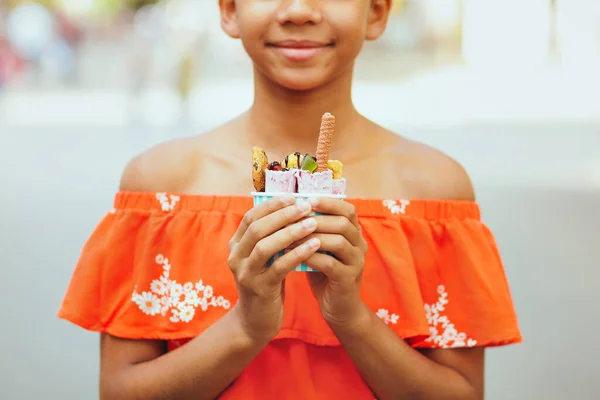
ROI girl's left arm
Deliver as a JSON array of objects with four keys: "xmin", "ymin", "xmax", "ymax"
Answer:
[
  {"xmin": 303, "ymin": 196, "xmax": 483, "ymax": 400},
  {"xmin": 329, "ymin": 303, "xmax": 484, "ymax": 400}
]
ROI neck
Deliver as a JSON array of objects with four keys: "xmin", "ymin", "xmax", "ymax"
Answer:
[{"xmin": 243, "ymin": 68, "xmax": 361, "ymax": 158}]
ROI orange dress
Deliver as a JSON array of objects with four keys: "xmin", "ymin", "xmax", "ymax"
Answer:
[{"xmin": 58, "ymin": 191, "xmax": 521, "ymax": 399}]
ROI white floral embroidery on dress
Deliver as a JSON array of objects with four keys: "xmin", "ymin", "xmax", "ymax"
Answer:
[
  {"xmin": 132, "ymin": 254, "xmax": 231, "ymax": 323},
  {"xmin": 156, "ymin": 192, "xmax": 180, "ymax": 212},
  {"xmin": 383, "ymin": 199, "xmax": 410, "ymax": 215},
  {"xmin": 424, "ymin": 285, "xmax": 477, "ymax": 348},
  {"xmin": 376, "ymin": 308, "xmax": 399, "ymax": 325}
]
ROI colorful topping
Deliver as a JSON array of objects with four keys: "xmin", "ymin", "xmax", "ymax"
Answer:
[
  {"xmin": 300, "ymin": 154, "xmax": 318, "ymax": 173},
  {"xmin": 316, "ymin": 112, "xmax": 335, "ymax": 173},
  {"xmin": 252, "ymin": 146, "xmax": 269, "ymax": 192},
  {"xmin": 282, "ymin": 152, "xmax": 300, "ymax": 169},
  {"xmin": 327, "ymin": 160, "xmax": 343, "ymax": 179},
  {"xmin": 251, "ymin": 113, "xmax": 344, "ymax": 194},
  {"xmin": 269, "ymin": 161, "xmax": 283, "ymax": 171}
]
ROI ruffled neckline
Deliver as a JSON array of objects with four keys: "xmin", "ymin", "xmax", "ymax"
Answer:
[{"xmin": 113, "ymin": 191, "xmax": 481, "ymax": 221}]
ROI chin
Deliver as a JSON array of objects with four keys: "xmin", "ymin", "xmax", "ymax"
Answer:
[{"xmin": 269, "ymin": 70, "xmax": 334, "ymax": 92}]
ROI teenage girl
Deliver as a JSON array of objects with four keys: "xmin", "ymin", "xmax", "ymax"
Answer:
[{"xmin": 58, "ymin": 1, "xmax": 521, "ymax": 399}]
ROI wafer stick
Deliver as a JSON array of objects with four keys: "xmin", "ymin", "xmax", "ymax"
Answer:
[{"xmin": 316, "ymin": 113, "xmax": 335, "ymax": 172}]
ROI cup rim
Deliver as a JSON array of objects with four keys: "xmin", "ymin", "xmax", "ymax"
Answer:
[{"xmin": 251, "ymin": 191, "xmax": 346, "ymax": 199}]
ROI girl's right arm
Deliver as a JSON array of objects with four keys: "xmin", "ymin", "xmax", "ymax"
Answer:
[
  {"xmin": 99, "ymin": 195, "xmax": 319, "ymax": 400},
  {"xmin": 100, "ymin": 308, "xmax": 263, "ymax": 400}
]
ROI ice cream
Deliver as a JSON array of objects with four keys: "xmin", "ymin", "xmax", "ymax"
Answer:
[
  {"xmin": 250, "ymin": 112, "xmax": 347, "ymax": 272},
  {"xmin": 296, "ymin": 169, "xmax": 333, "ymax": 194},
  {"xmin": 251, "ymin": 113, "xmax": 346, "ymax": 196},
  {"xmin": 295, "ymin": 112, "xmax": 337, "ymax": 195},
  {"xmin": 265, "ymin": 169, "xmax": 297, "ymax": 193},
  {"xmin": 332, "ymin": 178, "xmax": 347, "ymax": 195}
]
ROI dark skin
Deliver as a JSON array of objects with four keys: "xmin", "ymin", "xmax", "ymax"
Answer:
[{"xmin": 100, "ymin": 1, "xmax": 483, "ymax": 399}]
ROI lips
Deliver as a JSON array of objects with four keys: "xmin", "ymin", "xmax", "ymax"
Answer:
[{"xmin": 267, "ymin": 40, "xmax": 333, "ymax": 62}]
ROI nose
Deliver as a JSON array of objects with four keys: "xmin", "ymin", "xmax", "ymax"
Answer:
[{"xmin": 276, "ymin": 0, "xmax": 323, "ymax": 26}]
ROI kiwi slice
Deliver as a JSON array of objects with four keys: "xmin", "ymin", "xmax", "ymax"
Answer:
[{"xmin": 300, "ymin": 154, "xmax": 318, "ymax": 173}]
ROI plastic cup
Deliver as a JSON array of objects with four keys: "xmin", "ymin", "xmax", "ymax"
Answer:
[{"xmin": 251, "ymin": 192, "xmax": 346, "ymax": 272}]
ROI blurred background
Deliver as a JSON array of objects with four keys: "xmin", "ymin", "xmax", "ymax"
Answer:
[{"xmin": 0, "ymin": 0, "xmax": 599, "ymax": 399}]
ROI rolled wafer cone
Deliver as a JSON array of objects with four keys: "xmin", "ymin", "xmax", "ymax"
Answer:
[{"xmin": 316, "ymin": 113, "xmax": 335, "ymax": 172}]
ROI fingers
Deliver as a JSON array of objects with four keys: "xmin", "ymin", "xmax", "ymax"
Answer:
[
  {"xmin": 235, "ymin": 200, "xmax": 313, "ymax": 257},
  {"xmin": 309, "ymin": 233, "xmax": 358, "ymax": 265},
  {"xmin": 304, "ymin": 251, "xmax": 346, "ymax": 280},
  {"xmin": 286, "ymin": 230, "xmax": 358, "ymax": 265},
  {"xmin": 287, "ymin": 215, "xmax": 363, "ymax": 251},
  {"xmin": 266, "ymin": 238, "xmax": 321, "ymax": 283},
  {"xmin": 308, "ymin": 197, "xmax": 360, "ymax": 230},
  {"xmin": 312, "ymin": 215, "xmax": 363, "ymax": 247},
  {"xmin": 229, "ymin": 195, "xmax": 296, "ymax": 250},
  {"xmin": 248, "ymin": 217, "xmax": 318, "ymax": 268}
]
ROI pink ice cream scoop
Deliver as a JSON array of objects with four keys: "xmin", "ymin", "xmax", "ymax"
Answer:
[
  {"xmin": 265, "ymin": 169, "xmax": 297, "ymax": 193},
  {"xmin": 295, "ymin": 169, "xmax": 333, "ymax": 195},
  {"xmin": 331, "ymin": 178, "xmax": 347, "ymax": 196}
]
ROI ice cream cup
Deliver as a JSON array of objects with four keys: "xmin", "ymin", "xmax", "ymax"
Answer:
[{"xmin": 251, "ymin": 192, "xmax": 346, "ymax": 272}]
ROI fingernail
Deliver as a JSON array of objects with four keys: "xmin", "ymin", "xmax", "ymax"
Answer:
[
  {"xmin": 281, "ymin": 195, "xmax": 295, "ymax": 205},
  {"xmin": 308, "ymin": 197, "xmax": 319, "ymax": 206},
  {"xmin": 307, "ymin": 238, "xmax": 320, "ymax": 249},
  {"xmin": 297, "ymin": 201, "xmax": 311, "ymax": 212},
  {"xmin": 302, "ymin": 218, "xmax": 316, "ymax": 229}
]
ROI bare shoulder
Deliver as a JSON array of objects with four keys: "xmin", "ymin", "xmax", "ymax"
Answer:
[
  {"xmin": 369, "ymin": 125, "xmax": 475, "ymax": 201},
  {"xmin": 119, "ymin": 135, "xmax": 199, "ymax": 192},
  {"xmin": 119, "ymin": 122, "xmax": 239, "ymax": 193},
  {"xmin": 408, "ymin": 140, "xmax": 476, "ymax": 201}
]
